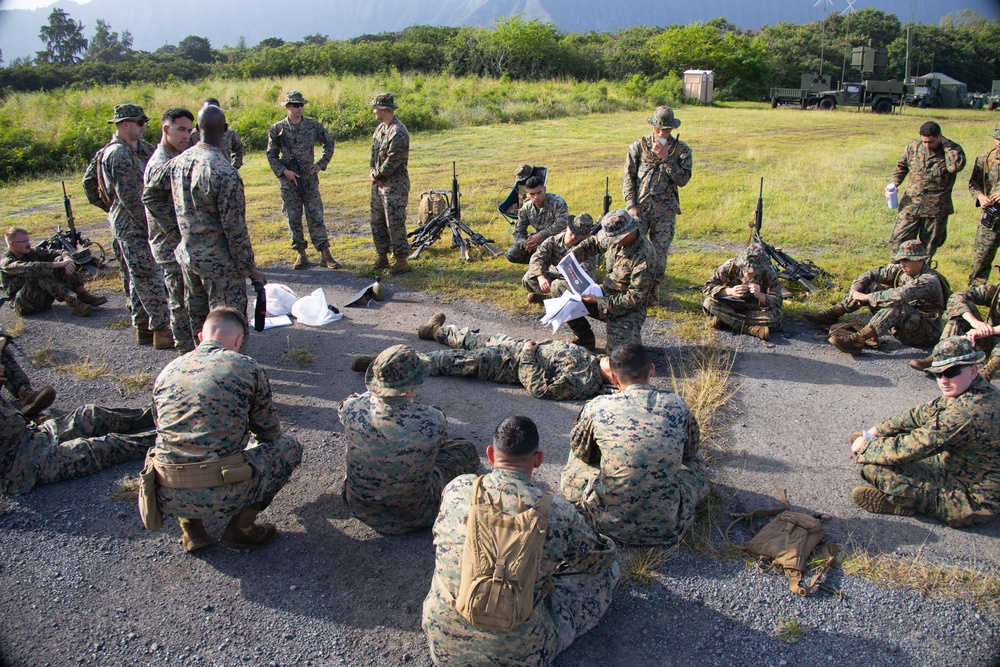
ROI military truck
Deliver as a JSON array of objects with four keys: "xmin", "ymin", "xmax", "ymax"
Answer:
[
  {"xmin": 988, "ymin": 80, "xmax": 1000, "ymax": 111},
  {"xmin": 769, "ymin": 74, "xmax": 835, "ymax": 109},
  {"xmin": 906, "ymin": 73, "xmax": 968, "ymax": 109},
  {"xmin": 815, "ymin": 43, "xmax": 907, "ymax": 114}
]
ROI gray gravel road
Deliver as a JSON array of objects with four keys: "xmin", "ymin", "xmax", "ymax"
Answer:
[{"xmin": 1, "ymin": 266, "xmax": 998, "ymax": 666}]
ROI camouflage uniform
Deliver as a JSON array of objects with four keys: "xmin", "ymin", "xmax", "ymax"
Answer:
[
  {"xmin": 506, "ymin": 192, "xmax": 569, "ymax": 264},
  {"xmin": 702, "ymin": 245, "xmax": 784, "ymax": 333},
  {"xmin": 422, "ymin": 326, "xmax": 607, "ymax": 401},
  {"xmin": 623, "ymin": 129, "xmax": 692, "ymax": 291},
  {"xmin": 142, "ymin": 143, "xmax": 195, "ymax": 352},
  {"xmin": 560, "ymin": 383, "xmax": 709, "ymax": 545},
  {"xmin": 521, "ymin": 226, "xmax": 598, "ymax": 296},
  {"xmin": 370, "ymin": 116, "xmax": 411, "ymax": 260},
  {"xmin": 857, "ymin": 372, "xmax": 1000, "ymax": 527},
  {"xmin": 890, "ymin": 137, "xmax": 966, "ymax": 256},
  {"xmin": 841, "ymin": 262, "xmax": 944, "ymax": 347},
  {"xmin": 0, "ymin": 332, "xmax": 31, "ymax": 400},
  {"xmin": 147, "ymin": 142, "xmax": 256, "ymax": 341},
  {"xmin": 266, "ymin": 116, "xmax": 335, "ymax": 252},
  {"xmin": 100, "ymin": 135, "xmax": 171, "ymax": 330},
  {"xmin": 188, "ymin": 128, "xmax": 245, "ymax": 169},
  {"xmin": 150, "ymin": 340, "xmax": 302, "ymax": 519},
  {"xmin": 422, "ymin": 468, "xmax": 620, "ymax": 666},
  {"xmin": 968, "ymin": 147, "xmax": 1000, "ymax": 286},
  {"xmin": 0, "ymin": 247, "xmax": 86, "ymax": 316},
  {"xmin": 941, "ymin": 283, "xmax": 1000, "ymax": 360},
  {"xmin": 0, "ymin": 396, "xmax": 154, "ymax": 494}
]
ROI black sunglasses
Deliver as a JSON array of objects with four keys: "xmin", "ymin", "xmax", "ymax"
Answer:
[
  {"xmin": 131, "ymin": 118, "xmax": 147, "ymax": 127},
  {"xmin": 927, "ymin": 365, "xmax": 966, "ymax": 379},
  {"xmin": 288, "ymin": 103, "xmax": 304, "ymax": 108}
]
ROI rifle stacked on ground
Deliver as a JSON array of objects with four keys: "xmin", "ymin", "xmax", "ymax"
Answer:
[
  {"xmin": 750, "ymin": 178, "xmax": 830, "ymax": 293},
  {"xmin": 36, "ymin": 182, "xmax": 106, "ymax": 273},
  {"xmin": 408, "ymin": 162, "xmax": 501, "ymax": 261}
]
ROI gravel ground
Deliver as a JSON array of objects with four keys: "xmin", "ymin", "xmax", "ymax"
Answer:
[{"xmin": 1, "ymin": 265, "xmax": 999, "ymax": 667}]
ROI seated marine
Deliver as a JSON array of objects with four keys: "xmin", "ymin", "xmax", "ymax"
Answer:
[
  {"xmin": 701, "ymin": 241, "xmax": 783, "ymax": 341},
  {"xmin": 803, "ymin": 240, "xmax": 944, "ymax": 355},
  {"xmin": 560, "ymin": 342, "xmax": 709, "ymax": 545},
  {"xmin": 505, "ymin": 176, "xmax": 569, "ymax": 265},
  {"xmin": 910, "ymin": 281, "xmax": 1000, "ymax": 380},
  {"xmin": 851, "ymin": 336, "xmax": 1000, "ymax": 528},
  {"xmin": 339, "ymin": 344, "xmax": 479, "ymax": 535},
  {"xmin": 522, "ymin": 212, "xmax": 599, "ymax": 306}
]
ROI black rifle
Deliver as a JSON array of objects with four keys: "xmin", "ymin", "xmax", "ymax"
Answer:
[
  {"xmin": 37, "ymin": 182, "xmax": 105, "ymax": 270},
  {"xmin": 750, "ymin": 178, "xmax": 828, "ymax": 293},
  {"xmin": 279, "ymin": 132, "xmax": 309, "ymax": 200},
  {"xmin": 407, "ymin": 163, "xmax": 500, "ymax": 260},
  {"xmin": 603, "ymin": 176, "xmax": 612, "ymax": 216},
  {"xmin": 251, "ymin": 279, "xmax": 266, "ymax": 332}
]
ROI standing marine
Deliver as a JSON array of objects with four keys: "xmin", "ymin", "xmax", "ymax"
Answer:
[
  {"xmin": 368, "ymin": 93, "xmax": 412, "ymax": 276},
  {"xmin": 967, "ymin": 122, "xmax": 1000, "ymax": 286},
  {"xmin": 188, "ymin": 98, "xmax": 245, "ymax": 169}
]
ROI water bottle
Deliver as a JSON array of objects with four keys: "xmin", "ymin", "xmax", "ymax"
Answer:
[{"xmin": 885, "ymin": 183, "xmax": 898, "ymax": 210}]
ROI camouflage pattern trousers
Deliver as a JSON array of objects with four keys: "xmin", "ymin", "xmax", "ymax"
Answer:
[
  {"xmin": 860, "ymin": 461, "xmax": 996, "ymax": 528},
  {"xmin": 522, "ymin": 270, "xmax": 562, "ymax": 295},
  {"xmin": 505, "ymin": 241, "xmax": 534, "ymax": 265},
  {"xmin": 969, "ymin": 222, "xmax": 1000, "ymax": 287},
  {"xmin": 181, "ymin": 268, "xmax": 248, "ymax": 353},
  {"xmin": 890, "ymin": 211, "xmax": 949, "ymax": 257},
  {"xmin": 10, "ymin": 268, "xmax": 85, "ymax": 316},
  {"xmin": 1, "ymin": 337, "xmax": 31, "ymax": 398},
  {"xmin": 702, "ymin": 296, "xmax": 783, "ymax": 332},
  {"xmin": 941, "ymin": 317, "xmax": 999, "ymax": 361},
  {"xmin": 582, "ymin": 301, "xmax": 645, "ymax": 353},
  {"xmin": 155, "ymin": 433, "xmax": 303, "ymax": 520},
  {"xmin": 159, "ymin": 259, "xmax": 194, "ymax": 353},
  {"xmin": 844, "ymin": 301, "xmax": 941, "ymax": 348},
  {"xmin": 280, "ymin": 176, "xmax": 330, "ymax": 252},
  {"xmin": 638, "ymin": 203, "xmax": 675, "ymax": 290},
  {"xmin": 118, "ymin": 234, "xmax": 170, "ymax": 330},
  {"xmin": 420, "ymin": 327, "xmax": 520, "ymax": 384},
  {"xmin": 6, "ymin": 405, "xmax": 155, "ymax": 493},
  {"xmin": 370, "ymin": 183, "xmax": 410, "ymax": 259}
]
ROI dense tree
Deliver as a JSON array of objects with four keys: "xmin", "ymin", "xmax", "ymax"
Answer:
[
  {"xmin": 36, "ymin": 8, "xmax": 87, "ymax": 65},
  {"xmin": 178, "ymin": 36, "xmax": 213, "ymax": 63},
  {"xmin": 302, "ymin": 33, "xmax": 329, "ymax": 45},
  {"xmin": 257, "ymin": 37, "xmax": 285, "ymax": 49},
  {"xmin": 86, "ymin": 19, "xmax": 133, "ymax": 63}
]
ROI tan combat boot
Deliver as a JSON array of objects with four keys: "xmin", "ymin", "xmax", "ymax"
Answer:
[
  {"xmin": 152, "ymin": 326, "xmax": 175, "ymax": 350},
  {"xmin": 418, "ymin": 313, "xmax": 446, "ymax": 340},
  {"xmin": 292, "ymin": 250, "xmax": 310, "ymax": 270},
  {"xmin": 74, "ymin": 288, "xmax": 107, "ymax": 307},
  {"xmin": 830, "ymin": 324, "xmax": 878, "ymax": 355},
  {"xmin": 802, "ymin": 303, "xmax": 847, "ymax": 328},
  {"xmin": 747, "ymin": 325, "xmax": 770, "ymax": 341},
  {"xmin": 136, "ymin": 321, "xmax": 153, "ymax": 345},
  {"xmin": 18, "ymin": 385, "xmax": 56, "ymax": 420},
  {"xmin": 320, "ymin": 248, "xmax": 341, "ymax": 269},
  {"xmin": 372, "ymin": 253, "xmax": 390, "ymax": 271},
  {"xmin": 63, "ymin": 294, "xmax": 93, "ymax": 317},
  {"xmin": 219, "ymin": 506, "xmax": 277, "ymax": 550},
  {"xmin": 388, "ymin": 256, "xmax": 411, "ymax": 276},
  {"xmin": 351, "ymin": 355, "xmax": 376, "ymax": 372},
  {"xmin": 179, "ymin": 518, "xmax": 212, "ymax": 553},
  {"xmin": 851, "ymin": 485, "xmax": 916, "ymax": 516},
  {"xmin": 909, "ymin": 355, "xmax": 934, "ymax": 372},
  {"xmin": 706, "ymin": 315, "xmax": 723, "ymax": 330},
  {"xmin": 981, "ymin": 356, "xmax": 1000, "ymax": 382},
  {"xmin": 647, "ymin": 289, "xmax": 660, "ymax": 309}
]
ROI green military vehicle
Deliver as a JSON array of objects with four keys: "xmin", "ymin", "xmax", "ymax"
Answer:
[
  {"xmin": 815, "ymin": 43, "xmax": 906, "ymax": 114},
  {"xmin": 988, "ymin": 81, "xmax": 1000, "ymax": 111},
  {"xmin": 906, "ymin": 73, "xmax": 968, "ymax": 109},
  {"xmin": 769, "ymin": 74, "xmax": 835, "ymax": 109}
]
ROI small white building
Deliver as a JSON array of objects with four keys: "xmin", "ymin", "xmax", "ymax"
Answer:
[{"xmin": 683, "ymin": 69, "xmax": 714, "ymax": 105}]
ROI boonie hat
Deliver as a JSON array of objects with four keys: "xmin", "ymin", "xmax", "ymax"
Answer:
[
  {"xmin": 992, "ymin": 122, "xmax": 1000, "ymax": 140},
  {"xmin": 648, "ymin": 106, "xmax": 681, "ymax": 129},
  {"xmin": 925, "ymin": 336, "xmax": 985, "ymax": 375},
  {"xmin": 366, "ymin": 344, "xmax": 427, "ymax": 397},
  {"xmin": 370, "ymin": 93, "xmax": 399, "ymax": 110},
  {"xmin": 108, "ymin": 103, "xmax": 149, "ymax": 124},
  {"xmin": 597, "ymin": 209, "xmax": 638, "ymax": 243},
  {"xmin": 892, "ymin": 239, "xmax": 930, "ymax": 262},
  {"xmin": 283, "ymin": 90, "xmax": 309, "ymax": 106},
  {"xmin": 515, "ymin": 164, "xmax": 534, "ymax": 181},
  {"xmin": 736, "ymin": 242, "xmax": 771, "ymax": 271},
  {"xmin": 568, "ymin": 213, "xmax": 595, "ymax": 236}
]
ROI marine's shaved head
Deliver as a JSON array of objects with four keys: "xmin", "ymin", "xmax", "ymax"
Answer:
[
  {"xmin": 197, "ymin": 105, "xmax": 228, "ymax": 147},
  {"xmin": 200, "ymin": 307, "xmax": 247, "ymax": 351}
]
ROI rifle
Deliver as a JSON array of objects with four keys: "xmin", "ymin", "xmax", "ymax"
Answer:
[
  {"xmin": 749, "ymin": 177, "xmax": 828, "ymax": 293},
  {"xmin": 407, "ymin": 164, "xmax": 500, "ymax": 260},
  {"xmin": 603, "ymin": 176, "xmax": 612, "ymax": 216},
  {"xmin": 37, "ymin": 182, "xmax": 106, "ymax": 271},
  {"xmin": 279, "ymin": 132, "xmax": 309, "ymax": 200},
  {"xmin": 62, "ymin": 181, "xmax": 83, "ymax": 247}
]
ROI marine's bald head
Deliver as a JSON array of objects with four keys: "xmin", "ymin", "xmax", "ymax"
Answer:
[{"xmin": 197, "ymin": 105, "xmax": 228, "ymax": 147}]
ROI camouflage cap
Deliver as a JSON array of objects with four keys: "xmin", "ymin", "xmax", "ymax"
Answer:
[
  {"xmin": 283, "ymin": 90, "xmax": 308, "ymax": 106},
  {"xmin": 926, "ymin": 336, "xmax": 985, "ymax": 375},
  {"xmin": 107, "ymin": 103, "xmax": 149, "ymax": 124},
  {"xmin": 366, "ymin": 344, "xmax": 427, "ymax": 397},
  {"xmin": 514, "ymin": 164, "xmax": 534, "ymax": 181},
  {"xmin": 992, "ymin": 122, "xmax": 1000, "ymax": 140},
  {"xmin": 736, "ymin": 242, "xmax": 771, "ymax": 271},
  {"xmin": 370, "ymin": 93, "xmax": 398, "ymax": 110},
  {"xmin": 892, "ymin": 239, "xmax": 929, "ymax": 262},
  {"xmin": 597, "ymin": 209, "xmax": 638, "ymax": 243},
  {"xmin": 647, "ymin": 106, "xmax": 681, "ymax": 130},
  {"xmin": 568, "ymin": 213, "xmax": 595, "ymax": 236}
]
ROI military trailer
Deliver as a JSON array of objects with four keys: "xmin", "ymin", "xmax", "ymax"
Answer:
[
  {"xmin": 769, "ymin": 74, "xmax": 835, "ymax": 109},
  {"xmin": 906, "ymin": 73, "xmax": 968, "ymax": 109},
  {"xmin": 988, "ymin": 81, "xmax": 1000, "ymax": 111},
  {"xmin": 815, "ymin": 43, "xmax": 907, "ymax": 114}
]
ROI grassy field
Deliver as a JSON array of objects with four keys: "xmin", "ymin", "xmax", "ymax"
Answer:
[{"xmin": 0, "ymin": 102, "xmax": 992, "ymax": 327}]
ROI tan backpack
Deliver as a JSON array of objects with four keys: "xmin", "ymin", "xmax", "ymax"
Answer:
[
  {"xmin": 417, "ymin": 190, "xmax": 449, "ymax": 225},
  {"xmin": 82, "ymin": 144, "xmax": 113, "ymax": 212},
  {"xmin": 455, "ymin": 476, "xmax": 553, "ymax": 632}
]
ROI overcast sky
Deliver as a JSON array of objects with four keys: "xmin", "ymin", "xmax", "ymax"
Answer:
[{"xmin": 0, "ymin": 0, "xmax": 88, "ymax": 8}]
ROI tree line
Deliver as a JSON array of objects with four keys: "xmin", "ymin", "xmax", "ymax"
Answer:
[{"xmin": 1, "ymin": 8, "xmax": 998, "ymax": 100}]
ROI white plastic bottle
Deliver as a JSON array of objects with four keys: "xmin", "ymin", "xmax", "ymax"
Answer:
[{"xmin": 885, "ymin": 183, "xmax": 898, "ymax": 210}]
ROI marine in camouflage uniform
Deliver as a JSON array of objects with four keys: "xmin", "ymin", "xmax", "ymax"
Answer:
[
  {"xmin": 560, "ymin": 342, "xmax": 708, "ymax": 544},
  {"xmin": 623, "ymin": 106, "xmax": 692, "ymax": 303},
  {"xmin": 339, "ymin": 345, "xmax": 478, "ymax": 535},
  {"xmin": 702, "ymin": 242, "xmax": 783, "ymax": 340},
  {"xmin": 521, "ymin": 213, "xmax": 598, "ymax": 298},
  {"xmin": 188, "ymin": 128, "xmax": 244, "ymax": 170},
  {"xmin": 967, "ymin": 123, "xmax": 1000, "ymax": 286},
  {"xmin": 422, "ymin": 416, "xmax": 619, "ymax": 666},
  {"xmin": 0, "ymin": 333, "xmax": 55, "ymax": 420},
  {"xmin": 0, "ymin": 396, "xmax": 154, "ymax": 494},
  {"xmin": 142, "ymin": 108, "xmax": 196, "ymax": 353},
  {"xmin": 265, "ymin": 91, "xmax": 337, "ymax": 265},
  {"xmin": 0, "ymin": 236, "xmax": 94, "ymax": 317},
  {"xmin": 565, "ymin": 209, "xmax": 656, "ymax": 352},
  {"xmin": 506, "ymin": 179, "xmax": 569, "ymax": 265},
  {"xmin": 852, "ymin": 337, "xmax": 1000, "ymax": 527},
  {"xmin": 911, "ymin": 282, "xmax": 1000, "ymax": 380},
  {"xmin": 415, "ymin": 315, "xmax": 610, "ymax": 401},
  {"xmin": 889, "ymin": 121, "xmax": 966, "ymax": 257},
  {"xmin": 369, "ymin": 93, "xmax": 412, "ymax": 274},
  {"xmin": 100, "ymin": 104, "xmax": 171, "ymax": 340}
]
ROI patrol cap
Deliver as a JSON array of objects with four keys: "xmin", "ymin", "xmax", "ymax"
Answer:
[
  {"xmin": 366, "ymin": 344, "xmax": 427, "ymax": 397},
  {"xmin": 283, "ymin": 90, "xmax": 309, "ymax": 106},
  {"xmin": 925, "ymin": 336, "xmax": 985, "ymax": 375},
  {"xmin": 597, "ymin": 209, "xmax": 638, "ymax": 243},
  {"xmin": 648, "ymin": 106, "xmax": 681, "ymax": 129},
  {"xmin": 515, "ymin": 164, "xmax": 533, "ymax": 181},
  {"xmin": 108, "ymin": 103, "xmax": 149, "ymax": 124},
  {"xmin": 991, "ymin": 122, "xmax": 1000, "ymax": 140},
  {"xmin": 568, "ymin": 213, "xmax": 594, "ymax": 236},
  {"xmin": 736, "ymin": 242, "xmax": 771, "ymax": 271},
  {"xmin": 892, "ymin": 239, "xmax": 929, "ymax": 262},
  {"xmin": 370, "ymin": 93, "xmax": 398, "ymax": 110}
]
